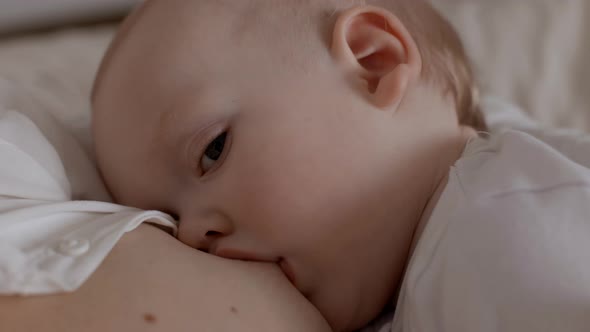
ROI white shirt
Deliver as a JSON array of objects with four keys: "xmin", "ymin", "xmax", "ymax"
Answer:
[
  {"xmin": 0, "ymin": 109, "xmax": 177, "ymax": 295},
  {"xmin": 391, "ymin": 130, "xmax": 590, "ymax": 332}
]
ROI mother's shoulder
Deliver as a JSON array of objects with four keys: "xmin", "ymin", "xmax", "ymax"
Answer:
[{"xmin": 0, "ymin": 224, "xmax": 331, "ymax": 332}]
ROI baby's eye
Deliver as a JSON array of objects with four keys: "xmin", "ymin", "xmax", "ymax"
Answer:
[{"xmin": 200, "ymin": 132, "xmax": 228, "ymax": 174}]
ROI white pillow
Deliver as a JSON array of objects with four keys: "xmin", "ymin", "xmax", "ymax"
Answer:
[{"xmin": 0, "ymin": 0, "xmax": 140, "ymax": 33}]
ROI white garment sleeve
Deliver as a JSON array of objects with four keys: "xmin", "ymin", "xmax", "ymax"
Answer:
[
  {"xmin": 393, "ymin": 131, "xmax": 590, "ymax": 332},
  {"xmin": 482, "ymin": 96, "xmax": 590, "ymax": 169},
  {"xmin": 0, "ymin": 110, "xmax": 177, "ymax": 295}
]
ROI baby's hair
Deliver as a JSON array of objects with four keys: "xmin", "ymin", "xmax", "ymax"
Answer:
[{"xmin": 381, "ymin": 0, "xmax": 488, "ymax": 132}]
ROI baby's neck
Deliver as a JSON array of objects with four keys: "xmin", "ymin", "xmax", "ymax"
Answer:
[{"xmin": 409, "ymin": 126, "xmax": 477, "ymax": 256}]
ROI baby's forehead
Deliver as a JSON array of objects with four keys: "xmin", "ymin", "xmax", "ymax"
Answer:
[
  {"xmin": 92, "ymin": 0, "xmax": 154, "ymax": 101},
  {"xmin": 94, "ymin": 1, "xmax": 221, "ymax": 103},
  {"xmin": 96, "ymin": 0, "xmax": 262, "ymax": 82},
  {"xmin": 93, "ymin": 0, "xmax": 328, "ymax": 127}
]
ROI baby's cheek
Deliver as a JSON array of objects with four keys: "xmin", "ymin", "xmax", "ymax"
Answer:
[
  {"xmin": 176, "ymin": 224, "xmax": 197, "ymax": 248},
  {"xmin": 231, "ymin": 165, "xmax": 312, "ymax": 231}
]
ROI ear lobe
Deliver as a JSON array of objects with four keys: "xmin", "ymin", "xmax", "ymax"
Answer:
[{"xmin": 331, "ymin": 6, "xmax": 422, "ymax": 111}]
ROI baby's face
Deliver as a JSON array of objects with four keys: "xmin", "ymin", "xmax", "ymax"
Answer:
[{"xmin": 93, "ymin": 1, "xmax": 462, "ymax": 330}]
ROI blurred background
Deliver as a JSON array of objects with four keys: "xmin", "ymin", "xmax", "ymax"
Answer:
[{"xmin": 0, "ymin": 0, "xmax": 139, "ymax": 34}]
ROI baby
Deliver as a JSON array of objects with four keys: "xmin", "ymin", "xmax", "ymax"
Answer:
[{"xmin": 91, "ymin": 0, "xmax": 590, "ymax": 331}]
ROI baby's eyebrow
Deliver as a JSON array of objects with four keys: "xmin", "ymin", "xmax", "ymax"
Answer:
[
  {"xmin": 155, "ymin": 103, "xmax": 184, "ymax": 149},
  {"xmin": 154, "ymin": 89, "xmax": 208, "ymax": 149}
]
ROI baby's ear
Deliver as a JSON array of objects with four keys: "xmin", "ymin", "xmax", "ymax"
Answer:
[{"xmin": 331, "ymin": 5, "xmax": 422, "ymax": 112}]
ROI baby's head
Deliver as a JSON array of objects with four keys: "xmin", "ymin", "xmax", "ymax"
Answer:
[{"xmin": 92, "ymin": 0, "xmax": 484, "ymax": 330}]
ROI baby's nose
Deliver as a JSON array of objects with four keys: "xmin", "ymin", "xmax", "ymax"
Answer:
[{"xmin": 177, "ymin": 211, "xmax": 234, "ymax": 252}]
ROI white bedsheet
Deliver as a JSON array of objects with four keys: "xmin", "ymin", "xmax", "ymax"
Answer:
[
  {"xmin": 0, "ymin": 27, "xmax": 113, "ymax": 199},
  {"xmin": 0, "ymin": 26, "xmax": 113, "ymax": 151}
]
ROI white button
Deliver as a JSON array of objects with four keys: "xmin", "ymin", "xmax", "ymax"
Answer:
[{"xmin": 57, "ymin": 239, "xmax": 90, "ymax": 257}]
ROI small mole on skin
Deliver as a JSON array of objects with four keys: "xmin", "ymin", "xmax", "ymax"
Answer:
[
  {"xmin": 143, "ymin": 313, "xmax": 157, "ymax": 324},
  {"xmin": 230, "ymin": 306, "xmax": 238, "ymax": 314}
]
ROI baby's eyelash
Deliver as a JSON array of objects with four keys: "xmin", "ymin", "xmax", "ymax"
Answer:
[
  {"xmin": 198, "ymin": 129, "xmax": 231, "ymax": 176},
  {"xmin": 203, "ymin": 132, "xmax": 228, "ymax": 161}
]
